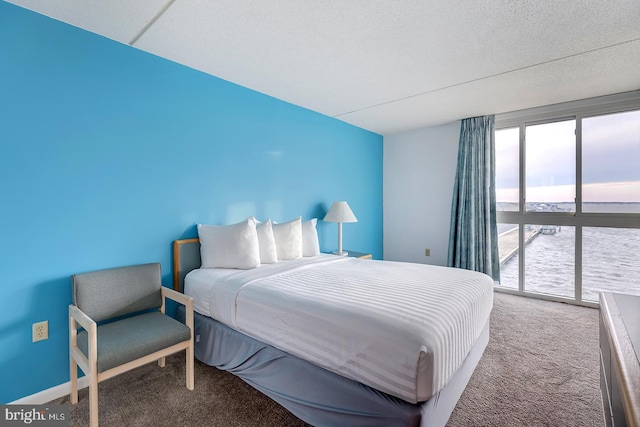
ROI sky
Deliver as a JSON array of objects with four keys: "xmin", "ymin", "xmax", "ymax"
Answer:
[{"xmin": 495, "ymin": 109, "xmax": 640, "ymax": 204}]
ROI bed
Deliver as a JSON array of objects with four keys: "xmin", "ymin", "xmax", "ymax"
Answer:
[{"xmin": 173, "ymin": 237, "xmax": 493, "ymax": 427}]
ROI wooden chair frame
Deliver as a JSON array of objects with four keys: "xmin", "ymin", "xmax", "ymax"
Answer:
[{"xmin": 69, "ymin": 286, "xmax": 194, "ymax": 427}]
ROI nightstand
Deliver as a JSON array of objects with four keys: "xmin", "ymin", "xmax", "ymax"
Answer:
[{"xmin": 344, "ymin": 251, "xmax": 372, "ymax": 259}]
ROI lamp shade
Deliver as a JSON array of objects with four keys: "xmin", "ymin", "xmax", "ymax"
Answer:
[{"xmin": 323, "ymin": 201, "xmax": 358, "ymax": 223}]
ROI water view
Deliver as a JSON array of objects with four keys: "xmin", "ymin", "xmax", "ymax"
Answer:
[
  {"xmin": 497, "ymin": 203, "xmax": 640, "ymax": 302},
  {"xmin": 494, "ymin": 109, "xmax": 640, "ymax": 303}
]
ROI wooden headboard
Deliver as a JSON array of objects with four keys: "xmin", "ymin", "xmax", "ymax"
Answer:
[{"xmin": 173, "ymin": 238, "xmax": 201, "ymax": 292}]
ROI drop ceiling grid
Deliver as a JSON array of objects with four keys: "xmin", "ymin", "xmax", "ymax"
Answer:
[
  {"xmin": 6, "ymin": 0, "xmax": 168, "ymax": 44},
  {"xmin": 339, "ymin": 39, "xmax": 640, "ymax": 135},
  {"xmin": 5, "ymin": 0, "xmax": 640, "ymax": 134},
  {"xmin": 132, "ymin": 1, "xmax": 640, "ymax": 116}
]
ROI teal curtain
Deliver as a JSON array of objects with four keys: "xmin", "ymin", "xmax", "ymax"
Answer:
[{"xmin": 447, "ymin": 115, "xmax": 500, "ymax": 282}]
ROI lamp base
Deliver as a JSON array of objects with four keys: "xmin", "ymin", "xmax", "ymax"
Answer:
[{"xmin": 332, "ymin": 251, "xmax": 349, "ymax": 256}]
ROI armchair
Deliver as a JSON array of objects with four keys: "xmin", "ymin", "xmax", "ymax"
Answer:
[{"xmin": 69, "ymin": 263, "xmax": 194, "ymax": 427}]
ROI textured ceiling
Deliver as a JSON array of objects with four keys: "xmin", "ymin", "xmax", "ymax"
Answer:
[{"xmin": 7, "ymin": 0, "xmax": 640, "ymax": 135}]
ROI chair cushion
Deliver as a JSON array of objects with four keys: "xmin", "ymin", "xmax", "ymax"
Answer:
[
  {"xmin": 72, "ymin": 263, "xmax": 163, "ymax": 322},
  {"xmin": 77, "ymin": 312, "xmax": 191, "ymax": 373}
]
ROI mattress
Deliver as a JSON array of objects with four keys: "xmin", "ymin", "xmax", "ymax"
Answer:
[{"xmin": 185, "ymin": 254, "xmax": 494, "ymax": 404}]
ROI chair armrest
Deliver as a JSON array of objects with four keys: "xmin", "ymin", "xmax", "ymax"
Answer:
[
  {"xmin": 69, "ymin": 304, "xmax": 98, "ymax": 374},
  {"xmin": 161, "ymin": 287, "xmax": 193, "ymax": 308},
  {"xmin": 69, "ymin": 304, "xmax": 97, "ymax": 331},
  {"xmin": 161, "ymin": 287, "xmax": 194, "ymax": 336}
]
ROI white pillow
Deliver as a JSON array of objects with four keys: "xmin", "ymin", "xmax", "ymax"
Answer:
[
  {"xmin": 197, "ymin": 217, "xmax": 260, "ymax": 269},
  {"xmin": 272, "ymin": 217, "xmax": 303, "ymax": 260},
  {"xmin": 302, "ymin": 218, "xmax": 320, "ymax": 257},
  {"xmin": 256, "ymin": 218, "xmax": 278, "ymax": 264}
]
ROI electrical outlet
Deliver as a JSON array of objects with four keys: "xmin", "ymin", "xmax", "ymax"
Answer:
[
  {"xmin": 33, "ymin": 321, "xmax": 48, "ymax": 342},
  {"xmin": 425, "ymin": 248, "xmax": 431, "ymax": 256}
]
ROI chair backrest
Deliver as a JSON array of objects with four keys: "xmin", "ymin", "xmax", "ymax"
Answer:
[{"xmin": 72, "ymin": 263, "xmax": 163, "ymax": 322}]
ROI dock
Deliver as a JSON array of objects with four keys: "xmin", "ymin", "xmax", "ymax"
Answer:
[{"xmin": 499, "ymin": 227, "xmax": 539, "ymax": 265}]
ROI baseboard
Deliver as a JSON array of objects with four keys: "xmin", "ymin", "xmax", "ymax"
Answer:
[{"xmin": 9, "ymin": 377, "xmax": 90, "ymax": 405}]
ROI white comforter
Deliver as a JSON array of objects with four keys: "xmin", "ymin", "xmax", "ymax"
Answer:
[{"xmin": 185, "ymin": 254, "xmax": 494, "ymax": 403}]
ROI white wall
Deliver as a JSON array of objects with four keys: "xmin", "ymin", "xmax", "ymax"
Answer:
[{"xmin": 383, "ymin": 121, "xmax": 460, "ymax": 266}]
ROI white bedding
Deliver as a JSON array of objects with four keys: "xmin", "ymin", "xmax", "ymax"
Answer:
[{"xmin": 185, "ymin": 255, "xmax": 494, "ymax": 403}]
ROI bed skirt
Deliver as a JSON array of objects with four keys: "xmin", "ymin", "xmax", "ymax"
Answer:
[{"xmin": 177, "ymin": 307, "xmax": 489, "ymax": 427}]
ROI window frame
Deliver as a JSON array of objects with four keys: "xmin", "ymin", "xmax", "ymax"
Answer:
[{"xmin": 495, "ymin": 91, "xmax": 640, "ymax": 307}]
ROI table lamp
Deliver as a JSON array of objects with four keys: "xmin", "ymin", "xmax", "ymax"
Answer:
[{"xmin": 323, "ymin": 201, "xmax": 358, "ymax": 256}]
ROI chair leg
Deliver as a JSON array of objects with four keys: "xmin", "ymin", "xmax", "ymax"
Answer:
[
  {"xmin": 70, "ymin": 357, "xmax": 78, "ymax": 404},
  {"xmin": 89, "ymin": 376, "xmax": 99, "ymax": 427},
  {"xmin": 158, "ymin": 356, "xmax": 166, "ymax": 368},
  {"xmin": 186, "ymin": 345, "xmax": 194, "ymax": 391}
]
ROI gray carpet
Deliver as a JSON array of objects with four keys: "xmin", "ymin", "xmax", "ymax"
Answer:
[
  {"xmin": 51, "ymin": 292, "xmax": 603, "ymax": 426},
  {"xmin": 447, "ymin": 293, "xmax": 602, "ymax": 427}
]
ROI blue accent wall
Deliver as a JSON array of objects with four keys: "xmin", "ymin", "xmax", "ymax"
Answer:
[{"xmin": 0, "ymin": 2, "xmax": 382, "ymax": 403}]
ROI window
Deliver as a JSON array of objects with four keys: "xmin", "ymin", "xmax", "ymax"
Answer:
[
  {"xmin": 582, "ymin": 110, "xmax": 640, "ymax": 213},
  {"xmin": 523, "ymin": 225, "xmax": 574, "ymax": 299},
  {"xmin": 495, "ymin": 95, "xmax": 640, "ymax": 305},
  {"xmin": 497, "ymin": 222, "xmax": 518, "ymax": 289},
  {"xmin": 495, "ymin": 128, "xmax": 519, "ymax": 212},
  {"xmin": 582, "ymin": 227, "xmax": 640, "ymax": 302},
  {"xmin": 525, "ymin": 120, "xmax": 576, "ymax": 213}
]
